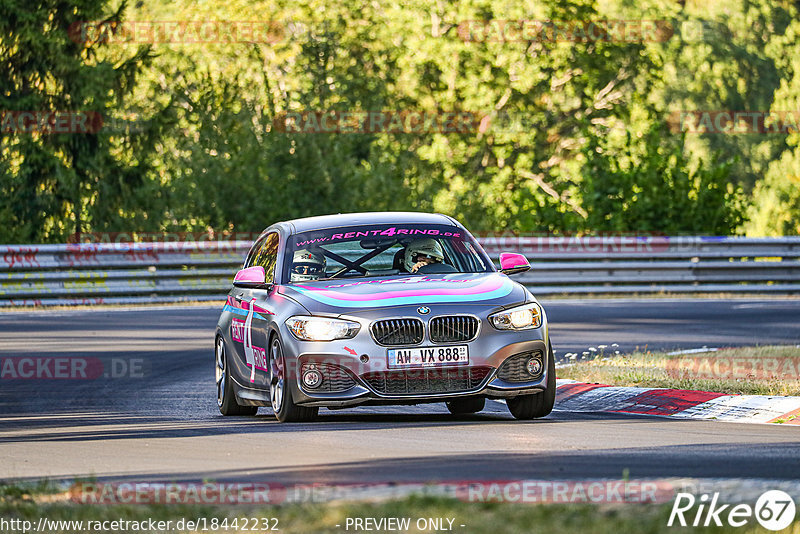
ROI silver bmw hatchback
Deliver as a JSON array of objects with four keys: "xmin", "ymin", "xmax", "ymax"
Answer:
[{"xmin": 215, "ymin": 212, "xmax": 554, "ymax": 422}]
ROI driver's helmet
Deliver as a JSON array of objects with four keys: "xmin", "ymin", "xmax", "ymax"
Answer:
[
  {"xmin": 290, "ymin": 249, "xmax": 326, "ymax": 282},
  {"xmin": 403, "ymin": 238, "xmax": 444, "ymax": 272}
]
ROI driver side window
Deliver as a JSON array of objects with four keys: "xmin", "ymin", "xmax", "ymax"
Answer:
[{"xmin": 250, "ymin": 232, "xmax": 279, "ymax": 284}]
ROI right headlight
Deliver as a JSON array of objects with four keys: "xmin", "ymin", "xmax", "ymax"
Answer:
[
  {"xmin": 285, "ymin": 316, "xmax": 360, "ymax": 341},
  {"xmin": 489, "ymin": 302, "xmax": 542, "ymax": 330}
]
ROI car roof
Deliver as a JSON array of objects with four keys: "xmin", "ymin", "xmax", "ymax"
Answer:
[{"xmin": 277, "ymin": 212, "xmax": 458, "ymax": 234}]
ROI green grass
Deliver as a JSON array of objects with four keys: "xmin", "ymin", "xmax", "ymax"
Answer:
[
  {"xmin": 558, "ymin": 345, "xmax": 800, "ymax": 396},
  {"xmin": 2, "ymin": 489, "xmax": 797, "ymax": 534}
]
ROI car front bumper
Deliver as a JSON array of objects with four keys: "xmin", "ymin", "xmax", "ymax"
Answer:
[{"xmin": 279, "ymin": 307, "xmax": 550, "ymax": 407}]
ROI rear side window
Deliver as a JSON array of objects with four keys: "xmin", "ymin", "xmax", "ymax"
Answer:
[{"xmin": 248, "ymin": 232, "xmax": 280, "ymax": 284}]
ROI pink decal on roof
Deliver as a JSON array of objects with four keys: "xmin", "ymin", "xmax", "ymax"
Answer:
[{"xmin": 295, "ymin": 276, "xmax": 504, "ymax": 302}]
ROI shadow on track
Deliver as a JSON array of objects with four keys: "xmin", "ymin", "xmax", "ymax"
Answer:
[{"xmin": 17, "ymin": 441, "xmax": 800, "ymax": 485}]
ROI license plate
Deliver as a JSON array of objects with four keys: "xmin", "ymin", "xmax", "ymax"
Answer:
[{"xmin": 387, "ymin": 345, "xmax": 469, "ymax": 368}]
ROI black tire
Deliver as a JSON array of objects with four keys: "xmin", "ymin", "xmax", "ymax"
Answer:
[
  {"xmin": 216, "ymin": 336, "xmax": 258, "ymax": 416},
  {"xmin": 269, "ymin": 336, "xmax": 318, "ymax": 423},
  {"xmin": 506, "ymin": 340, "xmax": 556, "ymax": 420},
  {"xmin": 446, "ymin": 396, "xmax": 486, "ymax": 414}
]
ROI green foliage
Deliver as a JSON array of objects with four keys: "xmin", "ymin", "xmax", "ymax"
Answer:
[
  {"xmin": 745, "ymin": 17, "xmax": 800, "ymax": 236},
  {"xmin": 0, "ymin": 0, "xmax": 157, "ymax": 242},
  {"xmin": 130, "ymin": 0, "xmax": 430, "ymax": 233},
  {"xmin": 747, "ymin": 150, "xmax": 800, "ymax": 235},
  {"xmin": 2, "ymin": 0, "xmax": 800, "ymax": 242},
  {"xmin": 582, "ymin": 123, "xmax": 746, "ymax": 234},
  {"xmin": 657, "ymin": 0, "xmax": 792, "ymax": 192},
  {"xmin": 388, "ymin": 0, "xmax": 667, "ymax": 234}
]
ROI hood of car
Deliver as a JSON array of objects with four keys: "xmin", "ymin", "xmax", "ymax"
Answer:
[{"xmin": 277, "ymin": 272, "xmax": 527, "ymax": 314}]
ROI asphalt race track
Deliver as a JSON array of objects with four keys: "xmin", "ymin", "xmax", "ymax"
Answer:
[{"xmin": 1, "ymin": 298, "xmax": 799, "ymax": 485}]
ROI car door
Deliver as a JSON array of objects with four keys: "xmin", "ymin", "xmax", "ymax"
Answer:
[{"xmin": 230, "ymin": 232, "xmax": 280, "ymax": 388}]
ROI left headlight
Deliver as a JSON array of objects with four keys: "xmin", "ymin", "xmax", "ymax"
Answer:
[
  {"xmin": 285, "ymin": 316, "xmax": 361, "ymax": 341},
  {"xmin": 489, "ymin": 302, "xmax": 542, "ymax": 330}
]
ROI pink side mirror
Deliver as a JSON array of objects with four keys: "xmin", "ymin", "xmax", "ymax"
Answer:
[
  {"xmin": 499, "ymin": 253, "xmax": 530, "ymax": 275},
  {"xmin": 233, "ymin": 266, "xmax": 267, "ymax": 287}
]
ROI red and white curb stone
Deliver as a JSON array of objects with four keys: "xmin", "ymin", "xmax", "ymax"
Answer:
[{"xmin": 555, "ymin": 379, "xmax": 800, "ymax": 425}]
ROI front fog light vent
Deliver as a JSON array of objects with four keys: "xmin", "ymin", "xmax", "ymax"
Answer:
[
  {"xmin": 497, "ymin": 351, "xmax": 545, "ymax": 382},
  {"xmin": 300, "ymin": 363, "xmax": 356, "ymax": 392}
]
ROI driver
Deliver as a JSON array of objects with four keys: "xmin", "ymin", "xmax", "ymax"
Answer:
[
  {"xmin": 403, "ymin": 238, "xmax": 445, "ymax": 273},
  {"xmin": 290, "ymin": 249, "xmax": 326, "ymax": 282}
]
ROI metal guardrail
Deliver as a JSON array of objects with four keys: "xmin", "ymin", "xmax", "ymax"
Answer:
[{"xmin": 1, "ymin": 237, "xmax": 799, "ymax": 306}]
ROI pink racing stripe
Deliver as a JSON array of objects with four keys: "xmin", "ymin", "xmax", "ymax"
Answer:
[
  {"xmin": 225, "ymin": 296, "xmax": 273, "ymax": 315},
  {"xmin": 295, "ymin": 277, "xmax": 505, "ymax": 302}
]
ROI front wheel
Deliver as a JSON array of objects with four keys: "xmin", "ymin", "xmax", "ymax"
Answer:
[
  {"xmin": 269, "ymin": 336, "xmax": 318, "ymax": 423},
  {"xmin": 506, "ymin": 341, "xmax": 556, "ymax": 420},
  {"xmin": 216, "ymin": 336, "xmax": 258, "ymax": 416}
]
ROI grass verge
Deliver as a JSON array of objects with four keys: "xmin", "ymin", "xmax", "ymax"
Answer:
[
  {"xmin": 2, "ymin": 488, "xmax": 793, "ymax": 534},
  {"xmin": 557, "ymin": 345, "xmax": 800, "ymax": 396}
]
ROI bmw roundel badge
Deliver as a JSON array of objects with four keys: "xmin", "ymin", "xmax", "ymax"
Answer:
[{"xmin": 417, "ymin": 306, "xmax": 431, "ymax": 315}]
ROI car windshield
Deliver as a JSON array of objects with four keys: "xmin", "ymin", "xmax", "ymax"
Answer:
[{"xmin": 282, "ymin": 223, "xmax": 493, "ymax": 284}]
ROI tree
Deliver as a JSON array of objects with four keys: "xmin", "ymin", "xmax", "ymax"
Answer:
[
  {"xmin": 581, "ymin": 122, "xmax": 745, "ymax": 234},
  {"xmin": 0, "ymin": 0, "xmax": 154, "ymax": 243},
  {"xmin": 4, "ymin": 0, "xmax": 799, "ymax": 241},
  {"xmin": 745, "ymin": 14, "xmax": 800, "ymax": 235}
]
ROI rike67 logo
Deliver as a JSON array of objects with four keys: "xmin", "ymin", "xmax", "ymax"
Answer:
[{"xmin": 669, "ymin": 490, "xmax": 796, "ymax": 531}]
